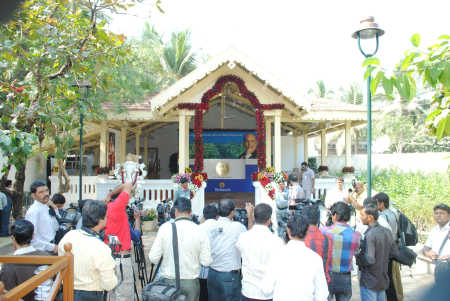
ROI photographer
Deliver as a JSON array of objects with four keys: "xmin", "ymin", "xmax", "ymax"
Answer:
[
  {"xmin": 58, "ymin": 200, "xmax": 118, "ymax": 301},
  {"xmin": 103, "ymin": 182, "xmax": 134, "ymax": 301}
]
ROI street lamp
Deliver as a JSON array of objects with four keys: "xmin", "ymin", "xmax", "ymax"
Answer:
[
  {"xmin": 352, "ymin": 16, "xmax": 384, "ymax": 198},
  {"xmin": 72, "ymin": 81, "xmax": 91, "ymax": 203}
]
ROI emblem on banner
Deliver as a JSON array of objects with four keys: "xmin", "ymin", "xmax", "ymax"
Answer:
[{"xmin": 216, "ymin": 161, "xmax": 230, "ymax": 176}]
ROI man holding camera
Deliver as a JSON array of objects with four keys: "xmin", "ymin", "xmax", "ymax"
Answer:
[
  {"xmin": 322, "ymin": 202, "xmax": 360, "ymax": 301},
  {"xmin": 149, "ymin": 197, "xmax": 212, "ymax": 301},
  {"xmin": 207, "ymin": 199, "xmax": 253, "ymax": 301},
  {"xmin": 325, "ymin": 177, "xmax": 347, "ymax": 209},
  {"xmin": 103, "ymin": 182, "xmax": 134, "ymax": 301},
  {"xmin": 58, "ymin": 200, "xmax": 118, "ymax": 301}
]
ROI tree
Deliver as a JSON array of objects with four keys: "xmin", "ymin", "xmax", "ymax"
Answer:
[
  {"xmin": 364, "ymin": 34, "xmax": 450, "ymax": 140},
  {"xmin": 0, "ymin": 0, "xmax": 142, "ymax": 218},
  {"xmin": 161, "ymin": 30, "xmax": 197, "ymax": 83},
  {"xmin": 339, "ymin": 82, "xmax": 363, "ymax": 104},
  {"xmin": 308, "ymin": 80, "xmax": 335, "ymax": 98}
]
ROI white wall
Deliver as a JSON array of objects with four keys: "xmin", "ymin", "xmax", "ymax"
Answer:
[
  {"xmin": 281, "ymin": 135, "xmax": 305, "ymax": 172},
  {"xmin": 0, "ymin": 154, "xmax": 47, "ymax": 192},
  {"xmin": 321, "ymin": 152, "xmax": 450, "ymax": 174}
]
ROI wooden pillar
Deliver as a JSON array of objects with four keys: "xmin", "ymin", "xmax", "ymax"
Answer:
[
  {"xmin": 144, "ymin": 134, "xmax": 149, "ymax": 167},
  {"xmin": 265, "ymin": 119, "xmax": 272, "ymax": 167},
  {"xmin": 274, "ymin": 110, "xmax": 282, "ymax": 172},
  {"xmin": 178, "ymin": 111, "xmax": 188, "ymax": 173},
  {"xmin": 320, "ymin": 129, "xmax": 327, "ymax": 166},
  {"xmin": 345, "ymin": 121, "xmax": 352, "ymax": 166},
  {"xmin": 303, "ymin": 133, "xmax": 309, "ymax": 164},
  {"xmin": 120, "ymin": 125, "xmax": 128, "ymax": 164},
  {"xmin": 99, "ymin": 121, "xmax": 108, "ymax": 167},
  {"xmin": 135, "ymin": 129, "xmax": 141, "ymax": 158}
]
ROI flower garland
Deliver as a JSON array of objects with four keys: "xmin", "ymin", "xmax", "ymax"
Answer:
[
  {"xmin": 173, "ymin": 171, "xmax": 208, "ymax": 199},
  {"xmin": 251, "ymin": 167, "xmax": 287, "ymax": 200},
  {"xmin": 178, "ymin": 75, "xmax": 284, "ymax": 172}
]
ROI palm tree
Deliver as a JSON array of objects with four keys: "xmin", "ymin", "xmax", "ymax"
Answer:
[
  {"xmin": 162, "ymin": 30, "xmax": 197, "ymax": 82},
  {"xmin": 339, "ymin": 82, "xmax": 363, "ymax": 104},
  {"xmin": 308, "ymin": 80, "xmax": 334, "ymax": 98}
]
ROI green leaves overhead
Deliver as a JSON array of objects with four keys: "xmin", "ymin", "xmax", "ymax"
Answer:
[
  {"xmin": 362, "ymin": 34, "xmax": 450, "ymax": 140},
  {"xmin": 411, "ymin": 33, "xmax": 421, "ymax": 47}
]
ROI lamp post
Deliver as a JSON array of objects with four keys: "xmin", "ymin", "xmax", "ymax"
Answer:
[
  {"xmin": 72, "ymin": 81, "xmax": 91, "ymax": 203},
  {"xmin": 352, "ymin": 17, "xmax": 384, "ymax": 198}
]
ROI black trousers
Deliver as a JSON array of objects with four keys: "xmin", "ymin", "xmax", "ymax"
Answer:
[
  {"xmin": 199, "ymin": 278, "xmax": 208, "ymax": 301},
  {"xmin": 386, "ymin": 260, "xmax": 398, "ymax": 301}
]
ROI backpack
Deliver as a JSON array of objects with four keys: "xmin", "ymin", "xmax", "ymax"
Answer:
[{"xmin": 397, "ymin": 211, "xmax": 418, "ymax": 246}]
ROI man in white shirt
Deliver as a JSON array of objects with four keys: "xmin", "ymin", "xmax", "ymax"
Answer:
[
  {"xmin": 236, "ymin": 203, "xmax": 283, "ymax": 301},
  {"xmin": 299, "ymin": 162, "xmax": 315, "ymax": 199},
  {"xmin": 59, "ymin": 200, "xmax": 118, "ymax": 301},
  {"xmin": 149, "ymin": 197, "xmax": 212, "ymax": 301},
  {"xmin": 198, "ymin": 204, "xmax": 219, "ymax": 301},
  {"xmin": 288, "ymin": 174, "xmax": 305, "ymax": 204},
  {"xmin": 262, "ymin": 215, "xmax": 328, "ymax": 301},
  {"xmin": 25, "ymin": 180, "xmax": 60, "ymax": 254},
  {"xmin": 207, "ymin": 199, "xmax": 252, "ymax": 301},
  {"xmin": 423, "ymin": 203, "xmax": 450, "ymax": 281},
  {"xmin": 325, "ymin": 177, "xmax": 347, "ymax": 209}
]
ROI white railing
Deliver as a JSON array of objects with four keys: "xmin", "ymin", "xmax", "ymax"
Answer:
[
  {"xmin": 49, "ymin": 176, "xmax": 98, "ymax": 203},
  {"xmin": 47, "ymin": 177, "xmax": 205, "ymax": 218}
]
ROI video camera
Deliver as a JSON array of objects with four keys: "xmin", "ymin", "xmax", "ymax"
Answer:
[
  {"xmin": 233, "ymin": 208, "xmax": 249, "ymax": 229},
  {"xmin": 156, "ymin": 199, "xmax": 200, "ymax": 225},
  {"xmin": 277, "ymin": 199, "xmax": 318, "ymax": 242},
  {"xmin": 53, "ymin": 203, "xmax": 83, "ymax": 244},
  {"xmin": 126, "ymin": 197, "xmax": 144, "ymax": 226}
]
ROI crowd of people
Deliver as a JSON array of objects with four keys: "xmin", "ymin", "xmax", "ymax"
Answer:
[{"xmin": 0, "ymin": 173, "xmax": 447, "ymax": 301}]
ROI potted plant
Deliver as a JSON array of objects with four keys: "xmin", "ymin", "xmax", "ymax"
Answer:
[
  {"xmin": 318, "ymin": 165, "xmax": 329, "ymax": 177},
  {"xmin": 141, "ymin": 208, "xmax": 158, "ymax": 232},
  {"xmin": 96, "ymin": 166, "xmax": 110, "ymax": 178},
  {"xmin": 342, "ymin": 166, "xmax": 355, "ymax": 178}
]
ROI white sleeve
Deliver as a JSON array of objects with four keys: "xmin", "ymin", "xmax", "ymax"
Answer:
[
  {"xmin": 26, "ymin": 208, "xmax": 55, "ymax": 252},
  {"xmin": 149, "ymin": 226, "xmax": 165, "ymax": 264},
  {"xmin": 424, "ymin": 230, "xmax": 433, "ymax": 248}
]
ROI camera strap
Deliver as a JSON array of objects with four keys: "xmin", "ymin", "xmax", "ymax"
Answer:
[
  {"xmin": 171, "ymin": 221, "xmax": 181, "ymax": 291},
  {"xmin": 81, "ymin": 226, "xmax": 104, "ymax": 243}
]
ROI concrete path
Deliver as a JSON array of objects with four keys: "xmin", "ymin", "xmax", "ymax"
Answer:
[{"xmin": 0, "ymin": 231, "xmax": 436, "ymax": 301}]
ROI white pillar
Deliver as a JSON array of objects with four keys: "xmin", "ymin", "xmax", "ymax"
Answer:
[
  {"xmin": 345, "ymin": 121, "xmax": 352, "ymax": 166},
  {"xmin": 294, "ymin": 132, "xmax": 298, "ymax": 168},
  {"xmin": 303, "ymin": 133, "xmax": 309, "ymax": 164},
  {"xmin": 274, "ymin": 110, "xmax": 282, "ymax": 172},
  {"xmin": 265, "ymin": 119, "xmax": 272, "ymax": 167},
  {"xmin": 135, "ymin": 129, "xmax": 141, "ymax": 158},
  {"xmin": 99, "ymin": 121, "xmax": 108, "ymax": 167},
  {"xmin": 320, "ymin": 129, "xmax": 327, "ymax": 166},
  {"xmin": 185, "ymin": 117, "xmax": 191, "ymax": 169},
  {"xmin": 178, "ymin": 111, "xmax": 188, "ymax": 173},
  {"xmin": 144, "ymin": 134, "xmax": 149, "ymax": 167},
  {"xmin": 120, "ymin": 125, "xmax": 128, "ymax": 164}
]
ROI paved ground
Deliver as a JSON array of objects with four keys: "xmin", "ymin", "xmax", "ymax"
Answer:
[{"xmin": 0, "ymin": 231, "xmax": 436, "ymax": 300}]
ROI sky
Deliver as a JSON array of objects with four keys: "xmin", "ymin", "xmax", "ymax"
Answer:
[{"xmin": 109, "ymin": 0, "xmax": 450, "ymax": 95}]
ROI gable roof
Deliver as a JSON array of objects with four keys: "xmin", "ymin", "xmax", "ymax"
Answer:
[{"xmin": 149, "ymin": 47, "xmax": 306, "ymax": 111}]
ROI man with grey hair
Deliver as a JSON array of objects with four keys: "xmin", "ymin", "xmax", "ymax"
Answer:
[
  {"xmin": 59, "ymin": 200, "xmax": 118, "ymax": 301},
  {"xmin": 208, "ymin": 199, "xmax": 253, "ymax": 301}
]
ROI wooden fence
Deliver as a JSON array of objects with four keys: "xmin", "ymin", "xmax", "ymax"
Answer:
[{"xmin": 0, "ymin": 243, "xmax": 73, "ymax": 301}]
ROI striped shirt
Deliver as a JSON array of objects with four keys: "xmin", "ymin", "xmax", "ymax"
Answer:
[{"xmin": 322, "ymin": 222, "xmax": 360, "ymax": 273}]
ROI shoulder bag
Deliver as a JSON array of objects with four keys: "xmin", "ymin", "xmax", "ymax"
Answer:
[{"xmin": 142, "ymin": 222, "xmax": 186, "ymax": 301}]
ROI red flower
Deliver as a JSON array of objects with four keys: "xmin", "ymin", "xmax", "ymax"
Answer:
[
  {"xmin": 268, "ymin": 189, "xmax": 275, "ymax": 199},
  {"xmin": 15, "ymin": 86, "xmax": 24, "ymax": 93},
  {"xmin": 259, "ymin": 176, "xmax": 270, "ymax": 187},
  {"xmin": 190, "ymin": 191, "xmax": 194, "ymax": 199},
  {"xmin": 251, "ymin": 172, "xmax": 258, "ymax": 181},
  {"xmin": 192, "ymin": 178, "xmax": 202, "ymax": 188}
]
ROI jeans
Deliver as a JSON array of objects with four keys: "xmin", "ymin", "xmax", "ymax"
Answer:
[
  {"xmin": 207, "ymin": 269, "xmax": 241, "ymax": 301},
  {"xmin": 199, "ymin": 278, "xmax": 208, "ymax": 301},
  {"xmin": 162, "ymin": 278, "xmax": 200, "ymax": 301},
  {"xmin": 360, "ymin": 286, "xmax": 386, "ymax": 301},
  {"xmin": 74, "ymin": 290, "xmax": 104, "ymax": 301},
  {"xmin": 328, "ymin": 272, "xmax": 352, "ymax": 301}
]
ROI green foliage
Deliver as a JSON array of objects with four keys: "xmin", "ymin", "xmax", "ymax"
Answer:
[
  {"xmin": 307, "ymin": 157, "xmax": 318, "ymax": 174},
  {"xmin": 142, "ymin": 208, "xmax": 157, "ymax": 221},
  {"xmin": 307, "ymin": 80, "xmax": 334, "ymax": 98},
  {"xmin": 359, "ymin": 169, "xmax": 450, "ymax": 233},
  {"xmin": 162, "ymin": 30, "xmax": 197, "ymax": 82},
  {"xmin": 367, "ymin": 34, "xmax": 450, "ymax": 139}
]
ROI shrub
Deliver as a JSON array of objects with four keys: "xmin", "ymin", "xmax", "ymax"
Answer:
[{"xmin": 358, "ymin": 169, "xmax": 450, "ymax": 235}]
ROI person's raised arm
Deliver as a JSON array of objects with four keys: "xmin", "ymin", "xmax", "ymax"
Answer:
[
  {"xmin": 104, "ymin": 183, "xmax": 133, "ymax": 203},
  {"xmin": 245, "ymin": 202, "xmax": 254, "ymax": 230}
]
